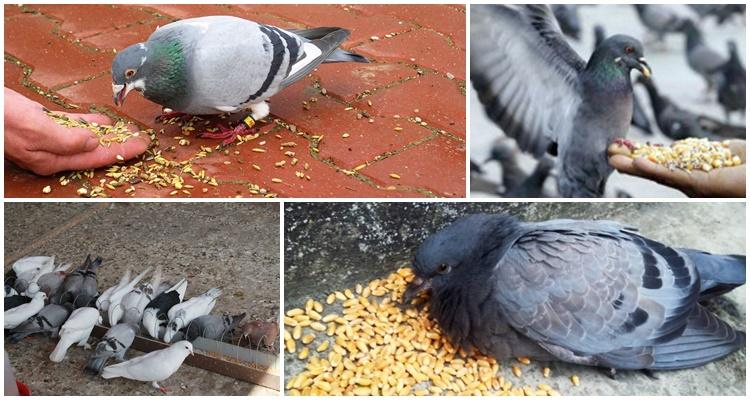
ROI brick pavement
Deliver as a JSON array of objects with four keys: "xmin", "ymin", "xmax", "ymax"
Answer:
[{"xmin": 4, "ymin": 4, "xmax": 466, "ymax": 198}]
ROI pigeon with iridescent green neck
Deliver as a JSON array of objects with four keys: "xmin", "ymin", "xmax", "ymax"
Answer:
[
  {"xmin": 111, "ymin": 16, "xmax": 368, "ymax": 144},
  {"xmin": 471, "ymin": 5, "xmax": 652, "ymax": 197}
]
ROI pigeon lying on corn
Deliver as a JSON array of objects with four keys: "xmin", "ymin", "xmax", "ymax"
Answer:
[
  {"xmin": 405, "ymin": 214, "xmax": 745, "ymax": 375},
  {"xmin": 111, "ymin": 15, "xmax": 368, "ymax": 144}
]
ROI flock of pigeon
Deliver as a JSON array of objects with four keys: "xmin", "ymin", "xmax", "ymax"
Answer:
[
  {"xmin": 5, "ymin": 255, "xmax": 276, "ymax": 392},
  {"xmin": 471, "ymin": 4, "xmax": 746, "ymax": 198}
]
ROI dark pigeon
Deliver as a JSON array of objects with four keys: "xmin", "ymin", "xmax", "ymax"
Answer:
[
  {"xmin": 9, "ymin": 303, "xmax": 73, "ymax": 343},
  {"xmin": 185, "ymin": 313, "xmax": 246, "ymax": 342},
  {"xmin": 405, "ymin": 213, "xmax": 746, "ymax": 372},
  {"xmin": 4, "ymin": 295, "xmax": 31, "ymax": 311},
  {"xmin": 471, "ymin": 5, "xmax": 652, "ymax": 197},
  {"xmin": 142, "ymin": 284, "xmax": 184, "ymax": 339},
  {"xmin": 85, "ymin": 323, "xmax": 137, "ymax": 375},
  {"xmin": 634, "ymin": 5, "xmax": 687, "ymax": 44},
  {"xmin": 681, "ymin": 20, "xmax": 726, "ymax": 92},
  {"xmin": 469, "ymin": 160, "xmax": 483, "ymax": 175},
  {"xmin": 552, "ymin": 5, "xmax": 581, "ymax": 40},
  {"xmin": 717, "ymin": 40, "xmax": 746, "ymax": 123},
  {"xmin": 638, "ymin": 76, "xmax": 745, "ymax": 140}
]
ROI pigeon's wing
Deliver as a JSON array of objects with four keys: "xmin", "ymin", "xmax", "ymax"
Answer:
[
  {"xmin": 493, "ymin": 220, "xmax": 700, "ymax": 367},
  {"xmin": 471, "ymin": 5, "xmax": 585, "ymax": 157},
  {"xmin": 279, "ymin": 28, "xmax": 351, "ymax": 89}
]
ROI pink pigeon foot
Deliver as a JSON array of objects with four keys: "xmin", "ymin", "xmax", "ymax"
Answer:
[
  {"xmin": 198, "ymin": 123, "xmax": 257, "ymax": 146},
  {"xmin": 613, "ymin": 138, "xmax": 636, "ymax": 151}
]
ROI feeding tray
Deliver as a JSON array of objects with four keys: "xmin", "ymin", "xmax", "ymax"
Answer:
[{"xmin": 91, "ymin": 325, "xmax": 279, "ymax": 391}]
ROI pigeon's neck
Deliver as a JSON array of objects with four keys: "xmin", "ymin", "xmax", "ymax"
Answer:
[
  {"xmin": 142, "ymin": 39, "xmax": 188, "ymax": 109},
  {"xmin": 685, "ymin": 27, "xmax": 704, "ymax": 51},
  {"xmin": 583, "ymin": 54, "xmax": 631, "ymax": 97}
]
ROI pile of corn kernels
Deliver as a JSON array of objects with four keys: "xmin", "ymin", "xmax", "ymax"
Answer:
[
  {"xmin": 623, "ymin": 138, "xmax": 743, "ymax": 172},
  {"xmin": 284, "ymin": 267, "xmax": 562, "ymax": 396}
]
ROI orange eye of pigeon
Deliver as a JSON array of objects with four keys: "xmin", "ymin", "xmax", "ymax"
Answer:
[
  {"xmin": 624, "ymin": 46, "xmax": 634, "ymax": 54},
  {"xmin": 125, "ymin": 69, "xmax": 136, "ymax": 78}
]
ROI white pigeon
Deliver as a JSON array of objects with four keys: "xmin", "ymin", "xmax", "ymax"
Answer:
[
  {"xmin": 101, "ymin": 340, "xmax": 194, "ymax": 392},
  {"xmin": 12, "ymin": 256, "xmax": 55, "ymax": 276},
  {"xmin": 142, "ymin": 278, "xmax": 188, "ymax": 340},
  {"xmin": 107, "ymin": 267, "xmax": 151, "ymax": 325},
  {"xmin": 49, "ymin": 307, "xmax": 102, "ymax": 362},
  {"xmin": 96, "ymin": 269, "xmax": 132, "ymax": 312},
  {"xmin": 163, "ymin": 288, "xmax": 221, "ymax": 343},
  {"xmin": 13, "ymin": 256, "xmax": 55, "ymax": 292},
  {"xmin": 115, "ymin": 267, "xmax": 163, "ymax": 326},
  {"xmin": 4, "ymin": 292, "xmax": 47, "ymax": 329}
]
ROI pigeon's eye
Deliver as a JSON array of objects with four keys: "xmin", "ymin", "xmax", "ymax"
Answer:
[
  {"xmin": 125, "ymin": 69, "xmax": 136, "ymax": 78},
  {"xmin": 436, "ymin": 264, "xmax": 451, "ymax": 274},
  {"xmin": 624, "ymin": 46, "xmax": 634, "ymax": 54}
]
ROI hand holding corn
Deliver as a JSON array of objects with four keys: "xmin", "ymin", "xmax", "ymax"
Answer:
[
  {"xmin": 608, "ymin": 138, "xmax": 746, "ymax": 197},
  {"xmin": 4, "ymin": 88, "xmax": 150, "ymax": 176}
]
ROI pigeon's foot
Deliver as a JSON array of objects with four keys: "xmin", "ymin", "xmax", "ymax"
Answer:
[
  {"xmin": 613, "ymin": 138, "xmax": 636, "ymax": 151},
  {"xmin": 152, "ymin": 381, "xmax": 169, "ymax": 393},
  {"xmin": 156, "ymin": 111, "xmax": 191, "ymax": 124},
  {"xmin": 198, "ymin": 123, "xmax": 257, "ymax": 146}
]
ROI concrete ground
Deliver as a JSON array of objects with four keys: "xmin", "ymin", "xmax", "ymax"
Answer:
[
  {"xmin": 4, "ymin": 4, "xmax": 465, "ymax": 198},
  {"xmin": 4, "ymin": 203, "xmax": 280, "ymax": 396},
  {"xmin": 284, "ymin": 202, "xmax": 746, "ymax": 395},
  {"xmin": 470, "ymin": 4, "xmax": 746, "ymax": 198}
]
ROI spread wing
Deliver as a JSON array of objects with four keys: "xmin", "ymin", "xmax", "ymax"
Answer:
[
  {"xmin": 493, "ymin": 220, "xmax": 700, "ymax": 367},
  {"xmin": 471, "ymin": 5, "xmax": 585, "ymax": 156}
]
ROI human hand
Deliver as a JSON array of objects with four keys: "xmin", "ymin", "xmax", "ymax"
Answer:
[
  {"xmin": 608, "ymin": 140, "xmax": 746, "ymax": 198},
  {"xmin": 4, "ymin": 88, "xmax": 150, "ymax": 176}
]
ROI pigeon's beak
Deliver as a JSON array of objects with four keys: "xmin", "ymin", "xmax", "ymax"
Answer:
[
  {"xmin": 637, "ymin": 58, "xmax": 651, "ymax": 79},
  {"xmin": 402, "ymin": 276, "xmax": 432, "ymax": 305},
  {"xmin": 112, "ymin": 83, "xmax": 130, "ymax": 106}
]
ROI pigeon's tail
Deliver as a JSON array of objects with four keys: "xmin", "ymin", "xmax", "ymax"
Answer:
[
  {"xmin": 679, "ymin": 248, "xmax": 745, "ymax": 300},
  {"xmin": 651, "ymin": 305, "xmax": 745, "ymax": 370},
  {"xmin": 49, "ymin": 336, "xmax": 75, "ymax": 363},
  {"xmin": 100, "ymin": 363, "xmax": 125, "ymax": 380},
  {"xmin": 326, "ymin": 48, "xmax": 369, "ymax": 64},
  {"xmin": 281, "ymin": 27, "xmax": 367, "ymax": 89}
]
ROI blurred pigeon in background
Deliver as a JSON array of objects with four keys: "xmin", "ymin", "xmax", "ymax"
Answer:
[
  {"xmin": 552, "ymin": 5, "xmax": 581, "ymax": 40},
  {"xmin": 681, "ymin": 20, "xmax": 727, "ymax": 92},
  {"xmin": 717, "ymin": 40, "xmax": 746, "ymax": 123}
]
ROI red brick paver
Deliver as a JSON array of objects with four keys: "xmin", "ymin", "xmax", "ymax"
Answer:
[{"xmin": 4, "ymin": 4, "xmax": 466, "ymax": 198}]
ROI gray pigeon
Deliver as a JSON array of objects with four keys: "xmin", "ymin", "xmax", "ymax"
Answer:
[
  {"xmin": 717, "ymin": 40, "xmax": 746, "ymax": 122},
  {"xmin": 638, "ymin": 76, "xmax": 745, "ymax": 140},
  {"xmin": 404, "ymin": 214, "xmax": 745, "ymax": 374},
  {"xmin": 54, "ymin": 255, "xmax": 101, "ymax": 307},
  {"xmin": 111, "ymin": 15, "xmax": 368, "ymax": 144},
  {"xmin": 471, "ymin": 5, "xmax": 652, "ymax": 197},
  {"xmin": 85, "ymin": 323, "xmax": 137, "ymax": 375},
  {"xmin": 634, "ymin": 5, "xmax": 687, "ymax": 44},
  {"xmin": 8, "ymin": 303, "xmax": 73, "ymax": 343},
  {"xmin": 34, "ymin": 270, "xmax": 68, "ymax": 298},
  {"xmin": 184, "ymin": 312, "xmax": 246, "ymax": 342},
  {"xmin": 681, "ymin": 20, "xmax": 726, "ymax": 92}
]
